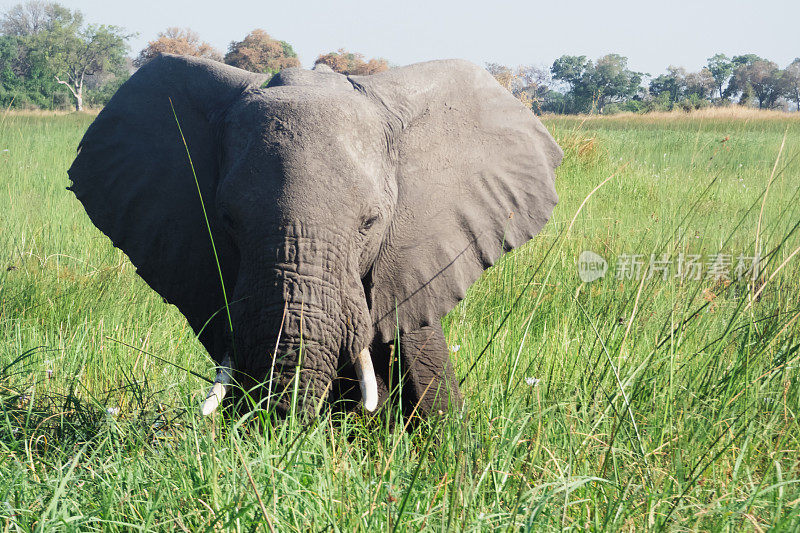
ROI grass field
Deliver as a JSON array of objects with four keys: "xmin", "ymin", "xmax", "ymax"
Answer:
[{"xmin": 1, "ymin": 109, "xmax": 799, "ymax": 531}]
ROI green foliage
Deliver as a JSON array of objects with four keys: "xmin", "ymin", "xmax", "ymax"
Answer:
[
  {"xmin": 34, "ymin": 21, "xmax": 129, "ymax": 110},
  {"xmin": 546, "ymin": 52, "xmax": 796, "ymax": 115},
  {"xmin": 649, "ymin": 67, "xmax": 684, "ymax": 103},
  {"xmin": 726, "ymin": 57, "xmax": 788, "ymax": 109},
  {"xmin": 83, "ymin": 71, "xmax": 128, "ymax": 107},
  {"xmin": 550, "ymin": 54, "xmax": 590, "ymax": 90},
  {"xmin": 0, "ymin": 2, "xmax": 130, "ymax": 110},
  {"xmin": 593, "ymin": 53, "xmax": 643, "ymax": 104},
  {"xmin": 707, "ymin": 53, "xmax": 733, "ymax": 99},
  {"xmin": 538, "ymin": 89, "xmax": 567, "ymax": 113},
  {"xmin": 675, "ymin": 92, "xmax": 711, "ymax": 111},
  {"xmin": 1, "ymin": 0, "xmax": 795, "ymax": 116},
  {"xmin": 0, "ymin": 1, "xmax": 82, "ymax": 36},
  {"xmin": 0, "ymin": 34, "xmax": 64, "ymax": 108},
  {"xmin": 550, "ymin": 54, "xmax": 643, "ymax": 113},
  {"xmin": 648, "ymin": 66, "xmax": 716, "ymax": 110},
  {"xmin": 279, "ymin": 40, "xmax": 297, "ymax": 59},
  {"xmin": 2, "ymin": 111, "xmax": 800, "ymax": 530},
  {"xmin": 732, "ymin": 53, "xmax": 765, "ymax": 67}
]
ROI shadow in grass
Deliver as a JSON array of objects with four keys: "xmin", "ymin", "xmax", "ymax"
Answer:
[{"xmin": 0, "ymin": 347, "xmax": 186, "ymax": 465}]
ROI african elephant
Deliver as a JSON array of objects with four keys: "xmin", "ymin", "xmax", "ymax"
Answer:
[{"xmin": 68, "ymin": 54, "xmax": 561, "ymax": 419}]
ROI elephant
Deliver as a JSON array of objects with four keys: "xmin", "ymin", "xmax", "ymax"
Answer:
[{"xmin": 68, "ymin": 54, "xmax": 561, "ymax": 420}]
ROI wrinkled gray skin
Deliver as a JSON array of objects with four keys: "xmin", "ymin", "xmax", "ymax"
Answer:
[{"xmin": 68, "ymin": 55, "xmax": 561, "ymax": 419}]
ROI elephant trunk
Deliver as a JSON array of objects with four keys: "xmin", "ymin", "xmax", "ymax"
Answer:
[{"xmin": 212, "ymin": 224, "xmax": 376, "ymax": 415}]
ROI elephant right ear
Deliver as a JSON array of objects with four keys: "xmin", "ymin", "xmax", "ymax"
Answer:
[{"xmin": 68, "ymin": 55, "xmax": 267, "ymax": 360}]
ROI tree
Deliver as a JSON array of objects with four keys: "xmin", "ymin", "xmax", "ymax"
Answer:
[
  {"xmin": 486, "ymin": 62, "xmax": 551, "ymax": 113},
  {"xmin": 731, "ymin": 54, "xmax": 763, "ymax": 68},
  {"xmin": 0, "ymin": 0, "xmax": 77, "ymax": 36},
  {"xmin": 314, "ymin": 48, "xmax": 388, "ymax": 75},
  {"xmin": 35, "ymin": 21, "xmax": 129, "ymax": 110},
  {"xmin": 517, "ymin": 65, "xmax": 551, "ymax": 91},
  {"xmin": 134, "ymin": 27, "xmax": 221, "ymax": 67},
  {"xmin": 684, "ymin": 68, "xmax": 715, "ymax": 99},
  {"xmin": 783, "ymin": 58, "xmax": 800, "ymax": 111},
  {"xmin": 747, "ymin": 61, "xmax": 786, "ymax": 109},
  {"xmin": 550, "ymin": 54, "xmax": 641, "ymax": 113},
  {"xmin": 729, "ymin": 59, "xmax": 785, "ymax": 108},
  {"xmin": 0, "ymin": 34, "xmax": 67, "ymax": 108},
  {"xmin": 706, "ymin": 54, "xmax": 732, "ymax": 99},
  {"xmin": 649, "ymin": 66, "xmax": 686, "ymax": 105},
  {"xmin": 1, "ymin": 2, "xmax": 130, "ymax": 111},
  {"xmin": 724, "ymin": 54, "xmax": 764, "ymax": 103},
  {"xmin": 550, "ymin": 55, "xmax": 591, "ymax": 92},
  {"xmin": 486, "ymin": 62, "xmax": 515, "ymax": 89},
  {"xmin": 648, "ymin": 66, "xmax": 715, "ymax": 110},
  {"xmin": 591, "ymin": 54, "xmax": 642, "ymax": 110},
  {"xmin": 223, "ymin": 29, "xmax": 299, "ymax": 75},
  {"xmin": 550, "ymin": 55, "xmax": 594, "ymax": 113}
]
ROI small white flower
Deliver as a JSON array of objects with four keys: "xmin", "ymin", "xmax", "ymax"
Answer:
[
  {"xmin": 525, "ymin": 377, "xmax": 540, "ymax": 387},
  {"xmin": 450, "ymin": 345, "xmax": 460, "ymax": 353},
  {"xmin": 45, "ymin": 369, "xmax": 53, "ymax": 379},
  {"xmin": 106, "ymin": 407, "xmax": 120, "ymax": 416}
]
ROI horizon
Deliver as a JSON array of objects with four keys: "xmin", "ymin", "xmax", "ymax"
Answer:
[{"xmin": 2, "ymin": 0, "xmax": 797, "ymax": 78}]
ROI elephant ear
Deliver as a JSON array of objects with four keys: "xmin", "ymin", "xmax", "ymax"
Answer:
[
  {"xmin": 68, "ymin": 55, "xmax": 267, "ymax": 360},
  {"xmin": 351, "ymin": 60, "xmax": 562, "ymax": 341}
]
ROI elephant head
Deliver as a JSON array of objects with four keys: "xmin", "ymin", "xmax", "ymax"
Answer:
[{"xmin": 68, "ymin": 55, "xmax": 561, "ymax": 417}]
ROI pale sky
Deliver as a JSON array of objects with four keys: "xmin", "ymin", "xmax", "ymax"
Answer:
[{"xmin": 4, "ymin": 0, "xmax": 798, "ymax": 77}]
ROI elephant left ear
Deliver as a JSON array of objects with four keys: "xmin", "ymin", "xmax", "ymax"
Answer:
[{"xmin": 350, "ymin": 60, "xmax": 562, "ymax": 342}]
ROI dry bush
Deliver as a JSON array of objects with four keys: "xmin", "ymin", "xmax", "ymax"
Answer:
[
  {"xmin": 134, "ymin": 27, "xmax": 222, "ymax": 67},
  {"xmin": 1, "ymin": 108, "xmax": 99, "ymax": 116},
  {"xmin": 224, "ymin": 29, "xmax": 300, "ymax": 74},
  {"xmin": 314, "ymin": 49, "xmax": 388, "ymax": 75},
  {"xmin": 556, "ymin": 132, "xmax": 602, "ymax": 166}
]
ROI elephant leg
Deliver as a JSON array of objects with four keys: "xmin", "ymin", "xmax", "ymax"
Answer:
[
  {"xmin": 398, "ymin": 325, "xmax": 462, "ymax": 418},
  {"xmin": 331, "ymin": 326, "xmax": 461, "ymax": 422}
]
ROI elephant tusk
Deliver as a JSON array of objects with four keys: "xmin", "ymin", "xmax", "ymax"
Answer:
[
  {"xmin": 354, "ymin": 347, "xmax": 378, "ymax": 412},
  {"xmin": 201, "ymin": 354, "xmax": 232, "ymax": 416}
]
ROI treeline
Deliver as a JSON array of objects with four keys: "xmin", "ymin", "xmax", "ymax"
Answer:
[
  {"xmin": 0, "ymin": 1, "xmax": 387, "ymax": 111},
  {"xmin": 489, "ymin": 54, "xmax": 800, "ymax": 114},
  {"xmin": 1, "ymin": 1, "xmax": 797, "ymax": 114}
]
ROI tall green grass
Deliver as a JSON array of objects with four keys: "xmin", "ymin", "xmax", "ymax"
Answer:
[{"xmin": 1, "ymin": 111, "xmax": 799, "ymax": 531}]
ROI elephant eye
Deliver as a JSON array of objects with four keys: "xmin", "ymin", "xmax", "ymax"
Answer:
[{"xmin": 361, "ymin": 214, "xmax": 379, "ymax": 231}]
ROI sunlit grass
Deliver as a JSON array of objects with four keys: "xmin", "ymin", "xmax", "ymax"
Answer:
[{"xmin": 1, "ymin": 111, "xmax": 799, "ymax": 531}]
